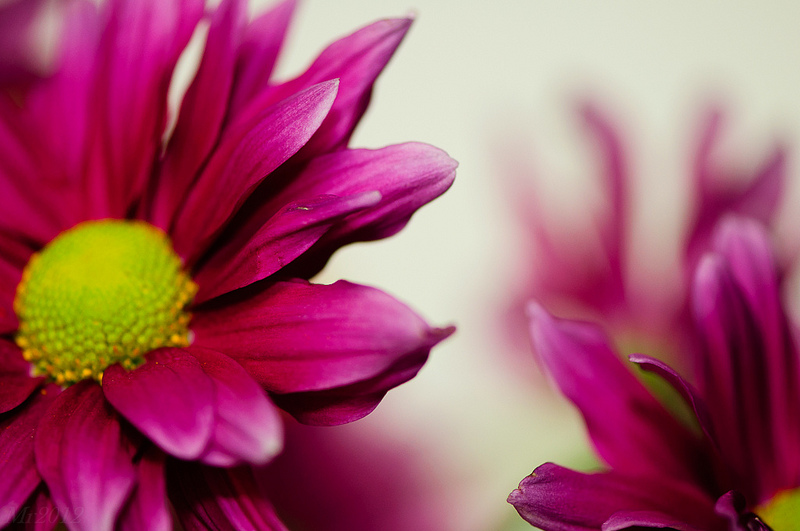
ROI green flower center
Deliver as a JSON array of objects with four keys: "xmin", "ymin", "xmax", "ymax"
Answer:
[
  {"xmin": 14, "ymin": 220, "xmax": 197, "ymax": 385},
  {"xmin": 757, "ymin": 487, "xmax": 800, "ymax": 531}
]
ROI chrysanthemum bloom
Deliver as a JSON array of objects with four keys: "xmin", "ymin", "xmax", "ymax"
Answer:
[
  {"xmin": 509, "ymin": 216, "xmax": 800, "ymax": 530},
  {"xmin": 0, "ymin": 0, "xmax": 456, "ymax": 528},
  {"xmin": 505, "ymin": 105, "xmax": 786, "ymax": 367}
]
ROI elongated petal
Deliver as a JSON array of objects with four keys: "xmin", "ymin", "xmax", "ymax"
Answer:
[
  {"xmin": 116, "ymin": 447, "xmax": 170, "ymax": 531},
  {"xmin": 102, "ymin": 349, "xmax": 215, "ymax": 461},
  {"xmin": 0, "ymin": 340, "xmax": 44, "ymax": 414},
  {"xmin": 527, "ymin": 302, "xmax": 706, "ymax": 484},
  {"xmin": 217, "ymin": 143, "xmax": 457, "ymax": 281},
  {"xmin": 171, "ymin": 80, "xmax": 338, "ymax": 263},
  {"xmin": 194, "ymin": 191, "xmax": 381, "ymax": 303},
  {"xmin": 168, "ymin": 462, "xmax": 288, "ymax": 531},
  {"xmin": 83, "ymin": 0, "xmax": 204, "ymax": 218},
  {"xmin": 149, "ymin": 0, "xmax": 247, "ymax": 229},
  {"xmin": 686, "ymin": 110, "xmax": 785, "ymax": 266},
  {"xmin": 189, "ymin": 347, "xmax": 283, "ymax": 467},
  {"xmin": 628, "ymin": 354, "xmax": 719, "ymax": 456},
  {"xmin": 509, "ymin": 463, "xmax": 722, "ymax": 531},
  {"xmin": 250, "ymin": 17, "xmax": 411, "ymax": 156},
  {"xmin": 0, "ymin": 387, "xmax": 57, "ymax": 528},
  {"xmin": 193, "ymin": 279, "xmax": 452, "ymax": 424},
  {"xmin": 279, "ymin": 144, "xmax": 457, "ymax": 277},
  {"xmin": 227, "ymin": 0, "xmax": 296, "ymax": 114},
  {"xmin": 692, "ymin": 224, "xmax": 800, "ymax": 499},
  {"xmin": 34, "ymin": 381, "xmax": 136, "ymax": 531}
]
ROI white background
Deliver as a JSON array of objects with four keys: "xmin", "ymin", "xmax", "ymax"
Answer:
[{"xmin": 256, "ymin": 1, "xmax": 800, "ymax": 529}]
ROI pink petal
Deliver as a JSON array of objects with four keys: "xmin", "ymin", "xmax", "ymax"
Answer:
[
  {"xmin": 0, "ymin": 340, "xmax": 44, "ymax": 414},
  {"xmin": 274, "ymin": 143, "xmax": 457, "ymax": 277},
  {"xmin": 189, "ymin": 347, "xmax": 283, "ymax": 467},
  {"xmin": 84, "ymin": 0, "xmax": 204, "ymax": 218},
  {"xmin": 102, "ymin": 349, "xmax": 215, "ymax": 461},
  {"xmin": 257, "ymin": 17, "xmax": 412, "ymax": 156},
  {"xmin": 116, "ymin": 446, "xmax": 170, "ymax": 531},
  {"xmin": 686, "ymin": 109, "xmax": 786, "ymax": 267},
  {"xmin": 508, "ymin": 463, "xmax": 722, "ymax": 531},
  {"xmin": 227, "ymin": 0, "xmax": 297, "ymax": 114},
  {"xmin": 214, "ymin": 142, "xmax": 457, "ymax": 281},
  {"xmin": 171, "ymin": 80, "xmax": 338, "ymax": 263},
  {"xmin": 0, "ymin": 387, "xmax": 57, "ymax": 528},
  {"xmin": 527, "ymin": 302, "xmax": 707, "ymax": 485},
  {"xmin": 193, "ymin": 279, "xmax": 452, "ymax": 425},
  {"xmin": 193, "ymin": 191, "xmax": 381, "ymax": 303},
  {"xmin": 168, "ymin": 462, "xmax": 288, "ymax": 531},
  {"xmin": 148, "ymin": 0, "xmax": 247, "ymax": 229},
  {"xmin": 692, "ymin": 227, "xmax": 800, "ymax": 499},
  {"xmin": 34, "ymin": 381, "xmax": 137, "ymax": 531}
]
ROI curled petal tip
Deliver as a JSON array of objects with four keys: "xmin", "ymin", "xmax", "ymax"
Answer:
[{"xmin": 430, "ymin": 325, "xmax": 456, "ymax": 344}]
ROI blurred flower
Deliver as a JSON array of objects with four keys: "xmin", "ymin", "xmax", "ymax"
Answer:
[
  {"xmin": 510, "ymin": 216, "xmax": 800, "ymax": 530},
  {"xmin": 0, "ymin": 0, "xmax": 455, "ymax": 528},
  {"xmin": 505, "ymin": 105, "xmax": 786, "ymax": 371}
]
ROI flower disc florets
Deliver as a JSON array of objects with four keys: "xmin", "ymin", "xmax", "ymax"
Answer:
[{"xmin": 14, "ymin": 220, "xmax": 197, "ymax": 385}]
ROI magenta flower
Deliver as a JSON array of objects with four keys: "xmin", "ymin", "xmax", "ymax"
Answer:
[
  {"xmin": 509, "ymin": 216, "xmax": 800, "ymax": 529},
  {"xmin": 506, "ymin": 105, "xmax": 786, "ymax": 359},
  {"xmin": 0, "ymin": 0, "xmax": 455, "ymax": 528}
]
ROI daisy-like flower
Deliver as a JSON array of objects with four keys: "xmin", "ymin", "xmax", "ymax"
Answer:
[
  {"xmin": 0, "ymin": 0, "xmax": 456, "ymax": 528},
  {"xmin": 509, "ymin": 216, "xmax": 800, "ymax": 530},
  {"xmin": 505, "ymin": 105, "xmax": 785, "ymax": 365}
]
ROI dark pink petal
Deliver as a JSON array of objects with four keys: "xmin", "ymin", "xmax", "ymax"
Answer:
[
  {"xmin": 193, "ymin": 279, "xmax": 452, "ymax": 425},
  {"xmin": 189, "ymin": 347, "xmax": 283, "ymax": 467},
  {"xmin": 217, "ymin": 143, "xmax": 457, "ymax": 281},
  {"xmin": 692, "ymin": 228, "xmax": 800, "ymax": 499},
  {"xmin": 102, "ymin": 349, "xmax": 215, "ymax": 461},
  {"xmin": 527, "ymin": 302, "xmax": 706, "ymax": 485},
  {"xmin": 265, "ymin": 143, "xmax": 457, "ymax": 278},
  {"xmin": 148, "ymin": 0, "xmax": 247, "ymax": 229},
  {"xmin": 171, "ymin": 80, "xmax": 338, "ymax": 263},
  {"xmin": 15, "ymin": 0, "xmax": 102, "ymax": 229},
  {"xmin": 0, "ymin": 340, "xmax": 44, "ymax": 414},
  {"xmin": 116, "ymin": 447, "xmax": 170, "ymax": 531},
  {"xmin": 194, "ymin": 191, "xmax": 381, "ymax": 303},
  {"xmin": 84, "ymin": 0, "xmax": 204, "ymax": 218},
  {"xmin": 168, "ymin": 462, "xmax": 288, "ymax": 531},
  {"xmin": 227, "ymin": 0, "xmax": 296, "ymax": 114},
  {"xmin": 686, "ymin": 109, "xmax": 786, "ymax": 267},
  {"xmin": 249, "ymin": 17, "xmax": 411, "ymax": 156},
  {"xmin": 508, "ymin": 463, "xmax": 723, "ymax": 531},
  {"xmin": 0, "ymin": 255, "xmax": 21, "ymax": 334},
  {"xmin": 34, "ymin": 381, "xmax": 137, "ymax": 531},
  {"xmin": 0, "ymin": 387, "xmax": 57, "ymax": 528}
]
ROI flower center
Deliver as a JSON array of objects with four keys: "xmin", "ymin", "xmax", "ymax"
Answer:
[
  {"xmin": 757, "ymin": 488, "xmax": 800, "ymax": 531},
  {"xmin": 14, "ymin": 220, "xmax": 197, "ymax": 385}
]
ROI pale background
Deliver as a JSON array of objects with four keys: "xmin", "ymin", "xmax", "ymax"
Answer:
[{"xmin": 254, "ymin": 1, "xmax": 800, "ymax": 529}]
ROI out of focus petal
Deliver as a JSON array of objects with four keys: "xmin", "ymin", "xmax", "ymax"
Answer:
[
  {"xmin": 508, "ymin": 463, "xmax": 722, "ymax": 531},
  {"xmin": 527, "ymin": 302, "xmax": 706, "ymax": 485},
  {"xmin": 34, "ymin": 381, "xmax": 136, "ymax": 531},
  {"xmin": 168, "ymin": 462, "xmax": 287, "ymax": 531}
]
